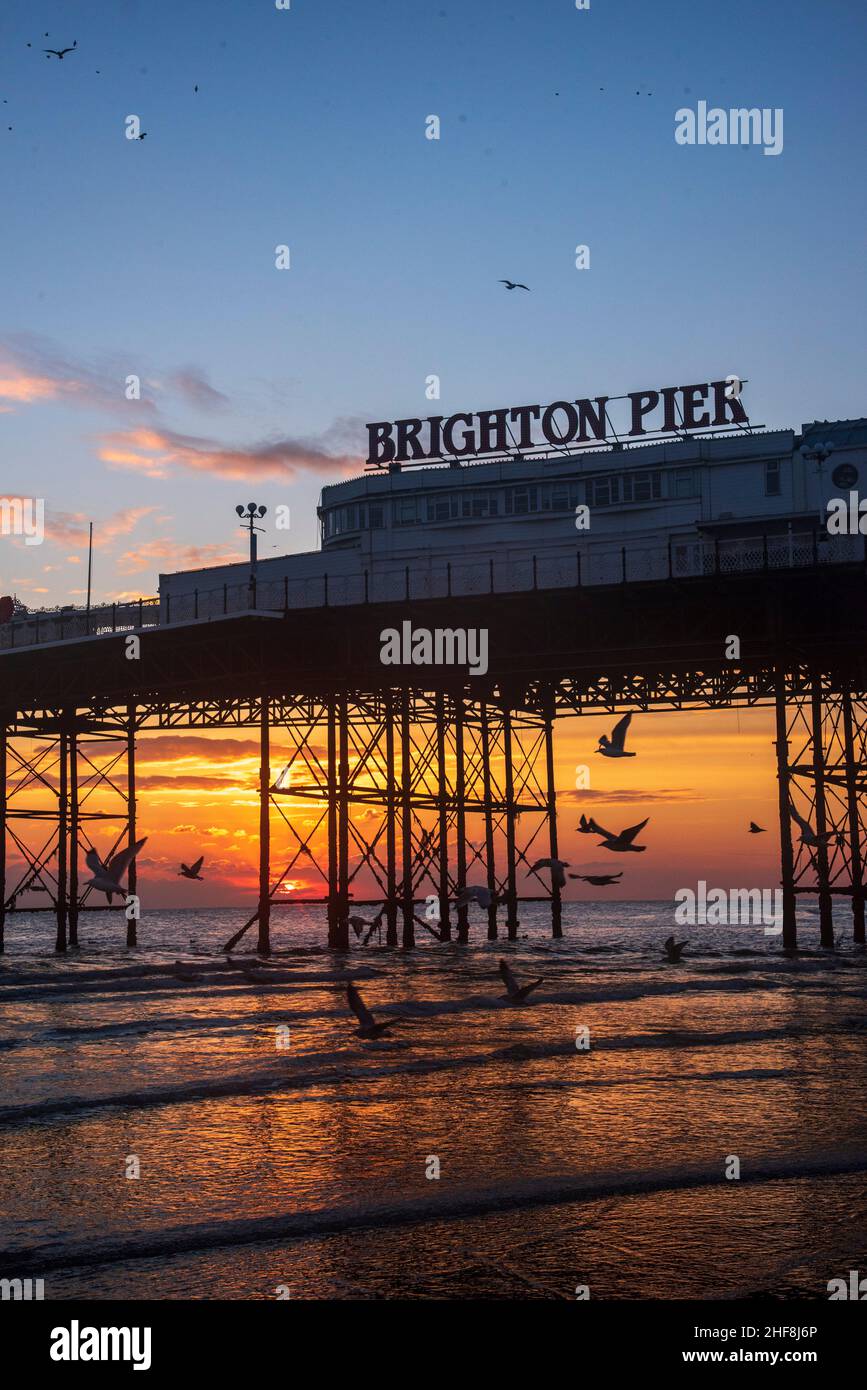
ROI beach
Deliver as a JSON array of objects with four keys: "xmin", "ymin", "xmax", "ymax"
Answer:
[{"xmin": 2, "ymin": 902, "xmax": 865, "ymax": 1300}]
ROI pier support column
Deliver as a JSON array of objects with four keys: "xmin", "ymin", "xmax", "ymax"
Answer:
[
  {"xmin": 0, "ymin": 723, "xmax": 6, "ymax": 954},
  {"xmin": 503, "ymin": 707, "xmax": 519, "ymax": 940},
  {"xmin": 400, "ymin": 688, "xmax": 415, "ymax": 947},
  {"xmin": 544, "ymin": 703, "xmax": 562, "ymax": 939},
  {"xmin": 326, "ymin": 693, "xmax": 339, "ymax": 948},
  {"xmin": 55, "ymin": 728, "xmax": 68, "ymax": 953},
  {"xmin": 842, "ymin": 689, "xmax": 866, "ymax": 944},
  {"xmin": 68, "ymin": 720, "xmax": 79, "ymax": 947},
  {"xmin": 480, "ymin": 701, "xmax": 497, "ymax": 940},
  {"xmin": 455, "ymin": 694, "xmax": 469, "ymax": 943},
  {"xmin": 126, "ymin": 708, "xmax": 137, "ymax": 948},
  {"xmin": 335, "ymin": 690, "xmax": 350, "ymax": 951},
  {"xmin": 435, "ymin": 691, "xmax": 451, "ymax": 941},
  {"xmin": 810, "ymin": 677, "xmax": 835, "ymax": 948},
  {"xmin": 257, "ymin": 696, "xmax": 271, "ymax": 956},
  {"xmin": 774, "ymin": 672, "xmax": 797, "ymax": 949},
  {"xmin": 385, "ymin": 691, "xmax": 398, "ymax": 946}
]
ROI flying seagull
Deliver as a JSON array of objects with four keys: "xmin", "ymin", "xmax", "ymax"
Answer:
[
  {"xmin": 179, "ymin": 855, "xmax": 204, "ymax": 880},
  {"xmin": 526, "ymin": 857, "xmax": 569, "ymax": 889},
  {"xmin": 592, "ymin": 816, "xmax": 649, "ymax": 853},
  {"xmin": 569, "ymin": 871, "xmax": 623, "ymax": 885},
  {"xmin": 348, "ymin": 906, "xmax": 386, "ymax": 942},
  {"xmin": 455, "ymin": 884, "xmax": 495, "ymax": 910},
  {"xmin": 499, "ymin": 958, "xmax": 543, "ymax": 1004},
  {"xmin": 596, "ymin": 712, "xmax": 636, "ymax": 758},
  {"xmin": 663, "ymin": 934, "xmax": 689, "ymax": 963},
  {"xmin": 346, "ymin": 981, "xmax": 403, "ymax": 1039},
  {"xmin": 577, "ymin": 813, "xmax": 597, "ymax": 834},
  {"xmin": 44, "ymin": 41, "xmax": 77, "ymax": 60},
  {"xmin": 84, "ymin": 838, "xmax": 147, "ymax": 902},
  {"xmin": 790, "ymin": 806, "xmax": 835, "ymax": 848},
  {"xmin": 748, "ymin": 822, "xmax": 766, "ymax": 835},
  {"xmin": 499, "ymin": 279, "xmax": 530, "ymax": 291}
]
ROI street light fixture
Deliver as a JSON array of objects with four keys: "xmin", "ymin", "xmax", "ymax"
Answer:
[{"xmin": 236, "ymin": 502, "xmax": 267, "ymax": 573}]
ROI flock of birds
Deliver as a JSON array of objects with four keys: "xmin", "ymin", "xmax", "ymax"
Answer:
[
  {"xmin": 76, "ymin": 709, "xmax": 843, "ymax": 995},
  {"xmin": 6, "ymin": 36, "xmax": 201, "ymax": 132}
]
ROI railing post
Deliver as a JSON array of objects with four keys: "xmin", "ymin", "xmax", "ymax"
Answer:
[
  {"xmin": 138, "ymin": 597, "xmax": 143, "ymax": 627},
  {"xmin": 667, "ymin": 536, "xmax": 672, "ymax": 578},
  {"xmin": 364, "ymin": 570, "xmax": 369, "ymax": 603},
  {"xmin": 223, "ymin": 583, "xmax": 228, "ymax": 615},
  {"xmin": 324, "ymin": 573, "xmax": 329, "ymax": 607},
  {"xmin": 532, "ymin": 555, "xmax": 538, "ymax": 590},
  {"xmin": 489, "ymin": 557, "xmax": 494, "ymax": 593},
  {"xmin": 714, "ymin": 538, "xmax": 720, "ymax": 575},
  {"xmin": 446, "ymin": 562, "xmax": 452, "ymax": 597},
  {"xmin": 577, "ymin": 550, "xmax": 582, "ymax": 586},
  {"xmin": 812, "ymin": 530, "xmax": 819, "ymax": 566},
  {"xmin": 621, "ymin": 546, "xmax": 627, "ymax": 583},
  {"xmin": 763, "ymin": 534, "xmax": 769, "ymax": 571},
  {"xmin": 112, "ymin": 602, "xmax": 117, "ymax": 632},
  {"xmin": 194, "ymin": 588, "xmax": 199, "ymax": 620},
  {"xmin": 405, "ymin": 565, "xmax": 410, "ymax": 600},
  {"xmin": 284, "ymin": 575, "xmax": 289, "ymax": 611},
  {"xmin": 166, "ymin": 593, "xmax": 171, "ymax": 624}
]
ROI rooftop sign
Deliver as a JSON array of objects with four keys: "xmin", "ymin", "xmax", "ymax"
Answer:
[{"xmin": 366, "ymin": 378, "xmax": 749, "ymax": 469}]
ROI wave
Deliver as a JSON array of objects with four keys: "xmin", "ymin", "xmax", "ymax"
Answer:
[{"xmin": 3, "ymin": 1149, "xmax": 866, "ymax": 1278}]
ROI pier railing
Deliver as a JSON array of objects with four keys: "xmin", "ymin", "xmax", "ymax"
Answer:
[{"xmin": 2, "ymin": 530, "xmax": 863, "ymax": 651}]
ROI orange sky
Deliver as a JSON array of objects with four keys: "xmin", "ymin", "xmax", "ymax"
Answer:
[{"xmin": 6, "ymin": 705, "xmax": 782, "ymax": 911}]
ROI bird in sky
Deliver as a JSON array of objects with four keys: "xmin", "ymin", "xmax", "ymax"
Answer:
[
  {"xmin": 526, "ymin": 857, "xmax": 569, "ymax": 889},
  {"xmin": 499, "ymin": 959, "xmax": 544, "ymax": 1004},
  {"xmin": 577, "ymin": 813, "xmax": 597, "ymax": 834},
  {"xmin": 179, "ymin": 855, "xmax": 204, "ymax": 880},
  {"xmin": 748, "ymin": 822, "xmax": 766, "ymax": 835},
  {"xmin": 44, "ymin": 41, "xmax": 77, "ymax": 60},
  {"xmin": 499, "ymin": 279, "xmax": 530, "ymax": 291},
  {"xmin": 569, "ymin": 871, "xmax": 623, "ymax": 885},
  {"xmin": 663, "ymin": 935, "xmax": 689, "ymax": 963},
  {"xmin": 596, "ymin": 712, "xmax": 636, "ymax": 758},
  {"xmin": 346, "ymin": 981, "xmax": 403, "ymax": 1039},
  {"xmin": 592, "ymin": 816, "xmax": 650, "ymax": 853},
  {"xmin": 455, "ymin": 884, "xmax": 495, "ymax": 910},
  {"xmin": 790, "ymin": 806, "xmax": 835, "ymax": 847},
  {"xmin": 84, "ymin": 838, "xmax": 147, "ymax": 902}
]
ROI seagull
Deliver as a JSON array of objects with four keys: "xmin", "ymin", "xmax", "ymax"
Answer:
[
  {"xmin": 137, "ymin": 132, "xmax": 147, "ymax": 140},
  {"xmin": 526, "ymin": 857, "xmax": 569, "ymax": 889},
  {"xmin": 748, "ymin": 822, "xmax": 766, "ymax": 835},
  {"xmin": 596, "ymin": 712, "xmax": 636, "ymax": 758},
  {"xmin": 663, "ymin": 934, "xmax": 689, "ymax": 963},
  {"xmin": 455, "ymin": 884, "xmax": 495, "ymax": 910},
  {"xmin": 179, "ymin": 855, "xmax": 204, "ymax": 880},
  {"xmin": 592, "ymin": 816, "xmax": 649, "ymax": 853},
  {"xmin": 790, "ymin": 807, "xmax": 835, "ymax": 848},
  {"xmin": 346, "ymin": 981, "xmax": 403, "ymax": 1039},
  {"xmin": 499, "ymin": 959, "xmax": 544, "ymax": 1004},
  {"xmin": 569, "ymin": 871, "xmax": 623, "ymax": 885},
  {"xmin": 348, "ymin": 906, "xmax": 385, "ymax": 942},
  {"xmin": 577, "ymin": 813, "xmax": 597, "ymax": 834},
  {"xmin": 499, "ymin": 279, "xmax": 530, "ymax": 291},
  {"xmin": 44, "ymin": 41, "xmax": 77, "ymax": 60},
  {"xmin": 84, "ymin": 838, "xmax": 147, "ymax": 902}
]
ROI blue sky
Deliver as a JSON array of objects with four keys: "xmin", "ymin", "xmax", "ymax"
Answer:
[{"xmin": 1, "ymin": 0, "xmax": 865, "ymax": 604}]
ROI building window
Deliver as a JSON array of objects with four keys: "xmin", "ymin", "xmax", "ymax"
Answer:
[
  {"xmin": 461, "ymin": 493, "xmax": 499, "ymax": 518},
  {"xmin": 368, "ymin": 504, "xmax": 384, "ymax": 528},
  {"xmin": 674, "ymin": 470, "xmax": 697, "ymax": 498},
  {"xmin": 765, "ymin": 459, "xmax": 781, "ymax": 496},
  {"xmin": 394, "ymin": 498, "xmax": 421, "ymax": 526},
  {"xmin": 426, "ymin": 494, "xmax": 460, "ymax": 522},
  {"xmin": 588, "ymin": 471, "xmax": 661, "ymax": 507},
  {"xmin": 505, "ymin": 485, "xmax": 538, "ymax": 515}
]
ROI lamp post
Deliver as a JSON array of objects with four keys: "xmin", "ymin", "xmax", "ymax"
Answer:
[
  {"xmin": 798, "ymin": 439, "xmax": 835, "ymax": 522},
  {"xmin": 236, "ymin": 502, "xmax": 267, "ymax": 571}
]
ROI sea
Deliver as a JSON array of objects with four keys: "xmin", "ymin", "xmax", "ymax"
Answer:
[{"xmin": 1, "ymin": 901, "xmax": 866, "ymax": 1301}]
